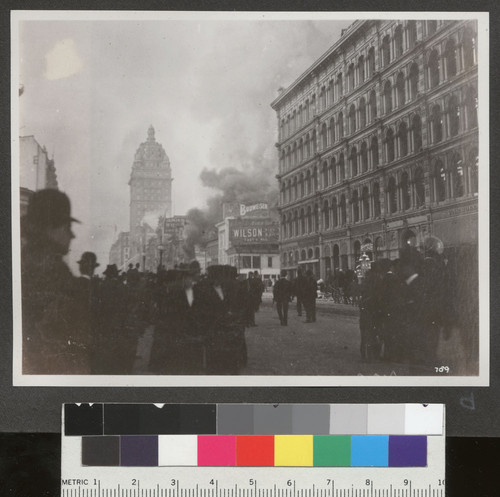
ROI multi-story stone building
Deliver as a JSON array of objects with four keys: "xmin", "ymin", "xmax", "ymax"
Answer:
[
  {"xmin": 271, "ymin": 19, "xmax": 478, "ymax": 279},
  {"xmin": 129, "ymin": 125, "xmax": 173, "ymax": 257}
]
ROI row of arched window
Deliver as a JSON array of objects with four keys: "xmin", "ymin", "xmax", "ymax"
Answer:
[
  {"xmin": 280, "ymin": 148, "xmax": 478, "ymax": 239},
  {"xmin": 280, "ymin": 84, "xmax": 477, "ymax": 177},
  {"xmin": 279, "ymin": 22, "xmax": 477, "ymax": 141}
]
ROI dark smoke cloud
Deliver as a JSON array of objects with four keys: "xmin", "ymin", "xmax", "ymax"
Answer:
[{"xmin": 183, "ymin": 164, "xmax": 279, "ymax": 258}]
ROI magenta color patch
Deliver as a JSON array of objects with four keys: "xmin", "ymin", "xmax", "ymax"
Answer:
[{"xmin": 198, "ymin": 435, "xmax": 236, "ymax": 466}]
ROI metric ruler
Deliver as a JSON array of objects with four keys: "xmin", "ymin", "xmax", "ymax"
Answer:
[{"xmin": 61, "ymin": 404, "xmax": 445, "ymax": 497}]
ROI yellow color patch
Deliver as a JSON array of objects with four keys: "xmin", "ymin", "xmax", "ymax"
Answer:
[{"xmin": 274, "ymin": 435, "xmax": 313, "ymax": 466}]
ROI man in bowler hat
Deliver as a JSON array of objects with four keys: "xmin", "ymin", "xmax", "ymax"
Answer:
[{"xmin": 21, "ymin": 189, "xmax": 91, "ymax": 374}]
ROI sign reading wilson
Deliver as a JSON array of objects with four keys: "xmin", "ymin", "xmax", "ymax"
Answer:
[{"xmin": 229, "ymin": 218, "xmax": 279, "ymax": 245}]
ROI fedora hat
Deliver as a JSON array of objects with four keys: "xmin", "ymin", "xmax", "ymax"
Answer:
[
  {"xmin": 103, "ymin": 264, "xmax": 120, "ymax": 278},
  {"xmin": 77, "ymin": 251, "xmax": 100, "ymax": 268},
  {"xmin": 25, "ymin": 189, "xmax": 80, "ymax": 229}
]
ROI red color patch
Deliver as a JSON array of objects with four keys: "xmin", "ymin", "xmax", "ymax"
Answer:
[{"xmin": 236, "ymin": 436, "xmax": 275, "ymax": 466}]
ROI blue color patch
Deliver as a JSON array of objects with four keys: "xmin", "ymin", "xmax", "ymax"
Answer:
[{"xmin": 351, "ymin": 435, "xmax": 389, "ymax": 467}]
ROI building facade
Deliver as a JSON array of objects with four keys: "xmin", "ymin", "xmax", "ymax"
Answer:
[
  {"xmin": 129, "ymin": 125, "xmax": 173, "ymax": 236},
  {"xmin": 19, "ymin": 135, "xmax": 59, "ymax": 216},
  {"xmin": 217, "ymin": 202, "xmax": 280, "ymax": 281},
  {"xmin": 271, "ymin": 19, "xmax": 478, "ymax": 279}
]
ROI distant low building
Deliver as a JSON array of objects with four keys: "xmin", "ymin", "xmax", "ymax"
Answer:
[
  {"xmin": 217, "ymin": 202, "xmax": 280, "ymax": 282},
  {"xmin": 19, "ymin": 135, "xmax": 58, "ymax": 216}
]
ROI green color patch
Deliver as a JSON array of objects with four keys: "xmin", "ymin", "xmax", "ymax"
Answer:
[{"xmin": 313, "ymin": 435, "xmax": 351, "ymax": 467}]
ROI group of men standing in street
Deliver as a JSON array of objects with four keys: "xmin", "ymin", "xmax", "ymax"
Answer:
[
  {"xmin": 20, "ymin": 189, "xmax": 266, "ymax": 375},
  {"xmin": 272, "ymin": 269, "xmax": 318, "ymax": 325}
]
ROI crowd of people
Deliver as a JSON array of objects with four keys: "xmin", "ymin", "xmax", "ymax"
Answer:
[
  {"xmin": 20, "ymin": 189, "xmax": 266, "ymax": 375},
  {"xmin": 357, "ymin": 238, "xmax": 454, "ymax": 367},
  {"xmin": 20, "ymin": 189, "xmax": 474, "ymax": 376}
]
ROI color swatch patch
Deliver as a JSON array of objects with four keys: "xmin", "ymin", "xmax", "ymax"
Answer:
[
  {"xmin": 67, "ymin": 404, "xmax": 441, "ymax": 467},
  {"xmin": 80, "ymin": 434, "xmax": 428, "ymax": 467}
]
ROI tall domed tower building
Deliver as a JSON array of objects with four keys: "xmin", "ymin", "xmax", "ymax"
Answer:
[{"xmin": 129, "ymin": 125, "xmax": 173, "ymax": 233}]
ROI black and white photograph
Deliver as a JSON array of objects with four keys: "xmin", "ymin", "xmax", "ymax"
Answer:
[{"xmin": 11, "ymin": 11, "xmax": 489, "ymax": 386}]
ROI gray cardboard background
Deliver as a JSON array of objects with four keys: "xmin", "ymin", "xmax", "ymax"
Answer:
[{"xmin": 2, "ymin": 0, "xmax": 499, "ymax": 438}]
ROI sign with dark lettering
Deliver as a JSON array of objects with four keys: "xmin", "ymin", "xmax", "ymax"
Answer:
[{"xmin": 229, "ymin": 218, "xmax": 279, "ymax": 245}]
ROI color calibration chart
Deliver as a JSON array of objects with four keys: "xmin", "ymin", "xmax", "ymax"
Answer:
[{"xmin": 61, "ymin": 404, "xmax": 445, "ymax": 497}]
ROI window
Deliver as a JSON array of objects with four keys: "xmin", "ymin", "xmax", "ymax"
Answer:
[
  {"xmin": 340, "ymin": 194, "xmax": 347, "ymax": 225},
  {"xmin": 348, "ymin": 63, "xmax": 355, "ymax": 91},
  {"xmin": 412, "ymin": 114, "xmax": 423, "ymax": 151},
  {"xmin": 469, "ymin": 148, "xmax": 478, "ymax": 195},
  {"xmin": 349, "ymin": 104, "xmax": 356, "ymax": 133},
  {"xmin": 444, "ymin": 39, "xmax": 457, "ymax": 78},
  {"xmin": 300, "ymin": 174, "xmax": 305, "ymax": 197},
  {"xmin": 350, "ymin": 146, "xmax": 358, "ymax": 177},
  {"xmin": 322, "ymin": 161, "xmax": 329, "ymax": 188},
  {"xmin": 428, "ymin": 50, "xmax": 440, "ymax": 88},
  {"xmin": 330, "ymin": 157, "xmax": 337, "ymax": 185},
  {"xmin": 312, "ymin": 130, "xmax": 317, "ymax": 154},
  {"xmin": 369, "ymin": 90, "xmax": 377, "ymax": 121},
  {"xmin": 306, "ymin": 170, "xmax": 311, "ymax": 195},
  {"xmin": 300, "ymin": 209, "xmax": 305, "ymax": 234},
  {"xmin": 307, "ymin": 206, "xmax": 312, "ymax": 233},
  {"xmin": 361, "ymin": 141, "xmax": 368, "ymax": 172},
  {"xmin": 396, "ymin": 72, "xmax": 405, "ymax": 106},
  {"xmin": 253, "ymin": 256, "xmax": 261, "ymax": 269},
  {"xmin": 329, "ymin": 117, "xmax": 335, "ymax": 144},
  {"xmin": 323, "ymin": 200, "xmax": 330, "ymax": 229},
  {"xmin": 337, "ymin": 73, "xmax": 343, "ymax": 98},
  {"xmin": 401, "ymin": 171, "xmax": 411, "ymax": 210},
  {"xmin": 359, "ymin": 97, "xmax": 366, "ymax": 128},
  {"xmin": 371, "ymin": 136, "xmax": 379, "ymax": 166},
  {"xmin": 352, "ymin": 190, "xmax": 359, "ymax": 222},
  {"xmin": 373, "ymin": 182, "xmax": 381, "ymax": 217},
  {"xmin": 338, "ymin": 112, "xmax": 344, "ymax": 138},
  {"xmin": 268, "ymin": 257, "xmax": 273, "ymax": 268},
  {"xmin": 368, "ymin": 47, "xmax": 376, "ymax": 77},
  {"xmin": 384, "ymin": 80, "xmax": 392, "ymax": 114},
  {"xmin": 463, "ymin": 28, "xmax": 477, "ymax": 69},
  {"xmin": 409, "ymin": 63, "xmax": 419, "ymax": 99},
  {"xmin": 242, "ymin": 256, "xmax": 252, "ymax": 268},
  {"xmin": 388, "ymin": 176, "xmax": 397, "ymax": 213},
  {"xmin": 414, "ymin": 167, "xmax": 425, "ymax": 207},
  {"xmin": 448, "ymin": 95, "xmax": 460, "ymax": 137},
  {"xmin": 358, "ymin": 55, "xmax": 365, "ymax": 83},
  {"xmin": 321, "ymin": 122, "xmax": 328, "ymax": 149},
  {"xmin": 431, "ymin": 105, "xmax": 443, "ymax": 143},
  {"xmin": 407, "ymin": 21, "xmax": 417, "ymax": 48},
  {"xmin": 394, "ymin": 25, "xmax": 404, "ymax": 57},
  {"xmin": 399, "ymin": 122, "xmax": 408, "ymax": 157},
  {"xmin": 451, "ymin": 153, "xmax": 464, "ymax": 198},
  {"xmin": 386, "ymin": 128, "xmax": 395, "ymax": 162},
  {"xmin": 339, "ymin": 153, "xmax": 345, "ymax": 181},
  {"xmin": 362, "ymin": 186, "xmax": 370, "ymax": 220},
  {"xmin": 434, "ymin": 159, "xmax": 446, "ymax": 202},
  {"xmin": 382, "ymin": 35, "xmax": 391, "ymax": 67},
  {"xmin": 332, "ymin": 198, "xmax": 338, "ymax": 227},
  {"xmin": 298, "ymin": 138, "xmax": 303, "ymax": 163},
  {"xmin": 465, "ymin": 87, "xmax": 478, "ymax": 129},
  {"xmin": 427, "ymin": 20, "xmax": 437, "ymax": 36}
]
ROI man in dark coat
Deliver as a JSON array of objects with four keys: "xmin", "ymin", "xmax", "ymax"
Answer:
[
  {"xmin": 21, "ymin": 189, "xmax": 90, "ymax": 374},
  {"xmin": 273, "ymin": 270, "xmax": 292, "ymax": 325},
  {"xmin": 292, "ymin": 269, "xmax": 305, "ymax": 316},
  {"xmin": 303, "ymin": 270, "xmax": 318, "ymax": 323}
]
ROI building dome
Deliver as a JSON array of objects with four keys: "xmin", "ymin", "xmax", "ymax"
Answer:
[{"xmin": 133, "ymin": 125, "xmax": 170, "ymax": 166}]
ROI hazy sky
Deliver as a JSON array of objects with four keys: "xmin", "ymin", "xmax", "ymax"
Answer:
[{"xmin": 16, "ymin": 13, "xmax": 352, "ymax": 272}]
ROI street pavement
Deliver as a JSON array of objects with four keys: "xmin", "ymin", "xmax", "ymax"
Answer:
[{"xmin": 132, "ymin": 292, "xmax": 471, "ymax": 376}]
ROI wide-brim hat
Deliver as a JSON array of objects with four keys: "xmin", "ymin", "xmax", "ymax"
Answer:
[
  {"xmin": 103, "ymin": 264, "xmax": 121, "ymax": 278},
  {"xmin": 77, "ymin": 251, "xmax": 100, "ymax": 268},
  {"xmin": 25, "ymin": 189, "xmax": 80, "ymax": 228}
]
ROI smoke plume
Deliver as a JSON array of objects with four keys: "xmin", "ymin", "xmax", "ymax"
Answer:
[{"xmin": 183, "ymin": 163, "xmax": 279, "ymax": 258}]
